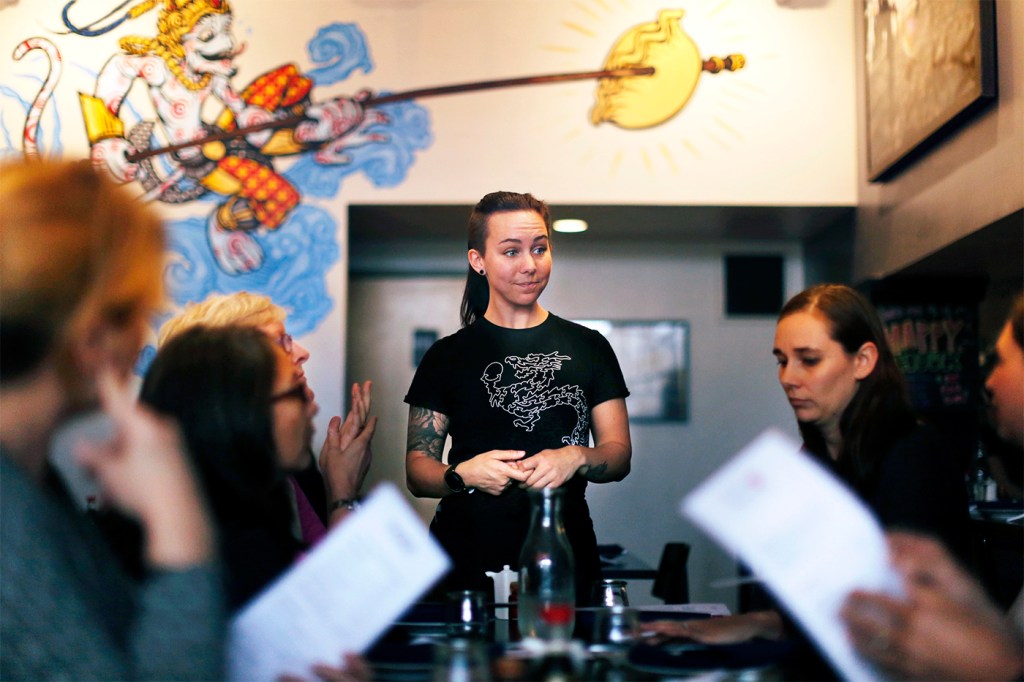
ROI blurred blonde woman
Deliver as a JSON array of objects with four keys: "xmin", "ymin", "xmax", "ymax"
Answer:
[{"xmin": 0, "ymin": 160, "xmax": 224, "ymax": 680}]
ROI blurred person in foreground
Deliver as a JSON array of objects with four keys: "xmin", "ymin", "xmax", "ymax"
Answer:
[
  {"xmin": 0, "ymin": 160, "xmax": 223, "ymax": 679},
  {"xmin": 157, "ymin": 292, "xmax": 376, "ymax": 534},
  {"xmin": 841, "ymin": 294, "xmax": 1024, "ymax": 680},
  {"xmin": 649, "ymin": 284, "xmax": 970, "ymax": 663}
]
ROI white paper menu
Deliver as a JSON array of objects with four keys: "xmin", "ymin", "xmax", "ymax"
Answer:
[
  {"xmin": 680, "ymin": 429, "xmax": 904, "ymax": 682},
  {"xmin": 228, "ymin": 483, "xmax": 450, "ymax": 681}
]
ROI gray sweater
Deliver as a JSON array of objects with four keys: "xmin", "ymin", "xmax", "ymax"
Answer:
[{"xmin": 1, "ymin": 454, "xmax": 225, "ymax": 680}]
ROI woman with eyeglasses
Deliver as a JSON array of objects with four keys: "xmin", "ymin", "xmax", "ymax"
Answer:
[
  {"xmin": 140, "ymin": 325, "xmax": 318, "ymax": 610},
  {"xmin": 156, "ymin": 291, "xmax": 377, "ymax": 538}
]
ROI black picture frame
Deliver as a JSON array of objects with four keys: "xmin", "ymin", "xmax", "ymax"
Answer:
[
  {"xmin": 864, "ymin": 0, "xmax": 998, "ymax": 182},
  {"xmin": 576, "ymin": 320, "xmax": 689, "ymax": 423}
]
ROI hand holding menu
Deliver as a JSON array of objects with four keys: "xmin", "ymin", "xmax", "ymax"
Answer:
[
  {"xmin": 229, "ymin": 483, "xmax": 450, "ymax": 681},
  {"xmin": 681, "ymin": 429, "xmax": 903, "ymax": 682}
]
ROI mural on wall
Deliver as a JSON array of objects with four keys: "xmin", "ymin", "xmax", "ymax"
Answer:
[
  {"xmin": 591, "ymin": 9, "xmax": 743, "ymax": 130},
  {"xmin": 3, "ymin": 3, "xmax": 745, "ymax": 347},
  {"xmin": 3, "ymin": 0, "xmax": 431, "ymax": 343},
  {"xmin": 547, "ymin": 4, "xmax": 752, "ymax": 176}
]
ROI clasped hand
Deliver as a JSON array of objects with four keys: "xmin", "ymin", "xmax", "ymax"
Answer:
[
  {"xmin": 456, "ymin": 450, "xmax": 527, "ymax": 496},
  {"xmin": 516, "ymin": 446, "xmax": 585, "ymax": 490},
  {"xmin": 460, "ymin": 446, "xmax": 585, "ymax": 495}
]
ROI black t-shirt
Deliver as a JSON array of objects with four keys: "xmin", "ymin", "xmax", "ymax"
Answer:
[
  {"xmin": 801, "ymin": 424, "xmax": 973, "ymax": 566},
  {"xmin": 405, "ymin": 313, "xmax": 629, "ymax": 597}
]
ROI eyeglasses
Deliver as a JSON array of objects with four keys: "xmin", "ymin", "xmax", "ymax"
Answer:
[
  {"xmin": 271, "ymin": 383, "xmax": 309, "ymax": 404},
  {"xmin": 277, "ymin": 333, "xmax": 294, "ymax": 354}
]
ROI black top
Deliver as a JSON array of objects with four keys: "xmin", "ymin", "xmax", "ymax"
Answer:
[
  {"xmin": 94, "ymin": 474, "xmax": 301, "ymax": 611},
  {"xmin": 405, "ymin": 314, "xmax": 629, "ymax": 598},
  {"xmin": 813, "ymin": 423, "xmax": 972, "ymax": 565}
]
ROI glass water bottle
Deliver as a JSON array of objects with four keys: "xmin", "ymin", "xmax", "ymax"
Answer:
[{"xmin": 518, "ymin": 487, "xmax": 575, "ymax": 641}]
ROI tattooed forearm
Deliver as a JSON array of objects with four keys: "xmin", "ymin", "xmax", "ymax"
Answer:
[
  {"xmin": 579, "ymin": 461, "xmax": 609, "ymax": 481},
  {"xmin": 407, "ymin": 407, "xmax": 449, "ymax": 461}
]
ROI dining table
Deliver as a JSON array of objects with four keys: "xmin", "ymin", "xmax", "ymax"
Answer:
[{"xmin": 365, "ymin": 599, "xmax": 814, "ymax": 680}]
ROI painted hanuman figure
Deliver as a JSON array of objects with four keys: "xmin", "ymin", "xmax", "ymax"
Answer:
[{"xmin": 70, "ymin": 0, "xmax": 387, "ymax": 274}]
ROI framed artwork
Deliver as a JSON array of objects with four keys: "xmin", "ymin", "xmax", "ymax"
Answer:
[
  {"xmin": 412, "ymin": 328, "xmax": 437, "ymax": 367},
  {"xmin": 864, "ymin": 0, "xmax": 997, "ymax": 181},
  {"xmin": 576, "ymin": 319, "xmax": 689, "ymax": 423}
]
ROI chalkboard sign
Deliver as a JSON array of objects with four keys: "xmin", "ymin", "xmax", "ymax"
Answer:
[
  {"xmin": 877, "ymin": 302, "xmax": 980, "ymax": 414},
  {"xmin": 866, "ymin": 276, "xmax": 987, "ymax": 471}
]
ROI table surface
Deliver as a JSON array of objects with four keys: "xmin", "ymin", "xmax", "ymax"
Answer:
[{"xmin": 371, "ymin": 601, "xmax": 808, "ymax": 680}]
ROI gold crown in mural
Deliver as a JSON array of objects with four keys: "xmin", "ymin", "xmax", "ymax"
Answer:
[
  {"xmin": 62, "ymin": 0, "xmax": 231, "ymax": 37},
  {"xmin": 152, "ymin": 0, "xmax": 232, "ymax": 41}
]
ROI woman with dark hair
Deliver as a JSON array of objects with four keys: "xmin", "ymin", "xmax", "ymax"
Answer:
[
  {"xmin": 141, "ymin": 325, "xmax": 316, "ymax": 610},
  {"xmin": 404, "ymin": 191, "xmax": 632, "ymax": 602},
  {"xmin": 651, "ymin": 284, "xmax": 970, "ymax": 650},
  {"xmin": 777, "ymin": 284, "xmax": 918, "ymax": 486},
  {"xmin": 774, "ymin": 285, "xmax": 969, "ymax": 553}
]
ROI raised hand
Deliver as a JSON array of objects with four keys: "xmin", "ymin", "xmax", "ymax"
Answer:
[
  {"xmin": 320, "ymin": 381, "xmax": 376, "ymax": 523},
  {"xmin": 336, "ymin": 381, "xmax": 372, "ymax": 452}
]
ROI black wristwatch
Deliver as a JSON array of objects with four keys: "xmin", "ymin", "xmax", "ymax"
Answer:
[{"xmin": 444, "ymin": 464, "xmax": 467, "ymax": 494}]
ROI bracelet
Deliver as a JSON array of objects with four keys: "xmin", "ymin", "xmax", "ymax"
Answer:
[{"xmin": 329, "ymin": 497, "xmax": 362, "ymax": 513}]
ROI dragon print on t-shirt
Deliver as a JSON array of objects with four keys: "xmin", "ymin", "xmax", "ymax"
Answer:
[{"xmin": 480, "ymin": 351, "xmax": 589, "ymax": 446}]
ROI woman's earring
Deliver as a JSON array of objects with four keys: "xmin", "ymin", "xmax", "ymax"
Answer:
[{"xmin": 479, "ymin": 269, "xmax": 485, "ymax": 275}]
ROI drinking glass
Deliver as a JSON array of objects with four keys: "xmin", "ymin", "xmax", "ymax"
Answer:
[
  {"xmin": 447, "ymin": 589, "xmax": 488, "ymax": 639},
  {"xmin": 591, "ymin": 606, "xmax": 641, "ymax": 649},
  {"xmin": 591, "ymin": 579, "xmax": 630, "ymax": 607},
  {"xmin": 433, "ymin": 637, "xmax": 489, "ymax": 682}
]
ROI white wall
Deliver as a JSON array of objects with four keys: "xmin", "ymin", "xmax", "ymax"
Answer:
[
  {"xmin": 2, "ymin": 0, "xmax": 859, "ymax": 608},
  {"xmin": 348, "ymin": 239, "xmax": 805, "ymax": 610},
  {"xmin": 1, "ymin": 0, "xmax": 858, "ymax": 443},
  {"xmin": 341, "ymin": 0, "xmax": 858, "ymax": 205}
]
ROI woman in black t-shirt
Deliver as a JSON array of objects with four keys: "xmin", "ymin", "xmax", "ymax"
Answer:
[
  {"xmin": 648, "ymin": 284, "xmax": 971, "ymax": 657},
  {"xmin": 404, "ymin": 191, "xmax": 632, "ymax": 600}
]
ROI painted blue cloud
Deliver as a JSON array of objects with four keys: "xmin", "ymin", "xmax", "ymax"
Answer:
[
  {"xmin": 163, "ymin": 204, "xmax": 338, "ymax": 330},
  {"xmin": 306, "ymin": 23, "xmax": 373, "ymax": 86},
  {"xmin": 139, "ymin": 202, "xmax": 341, "ymax": 373}
]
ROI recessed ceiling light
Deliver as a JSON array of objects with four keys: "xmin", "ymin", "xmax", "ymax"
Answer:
[{"xmin": 553, "ymin": 219, "xmax": 588, "ymax": 233}]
